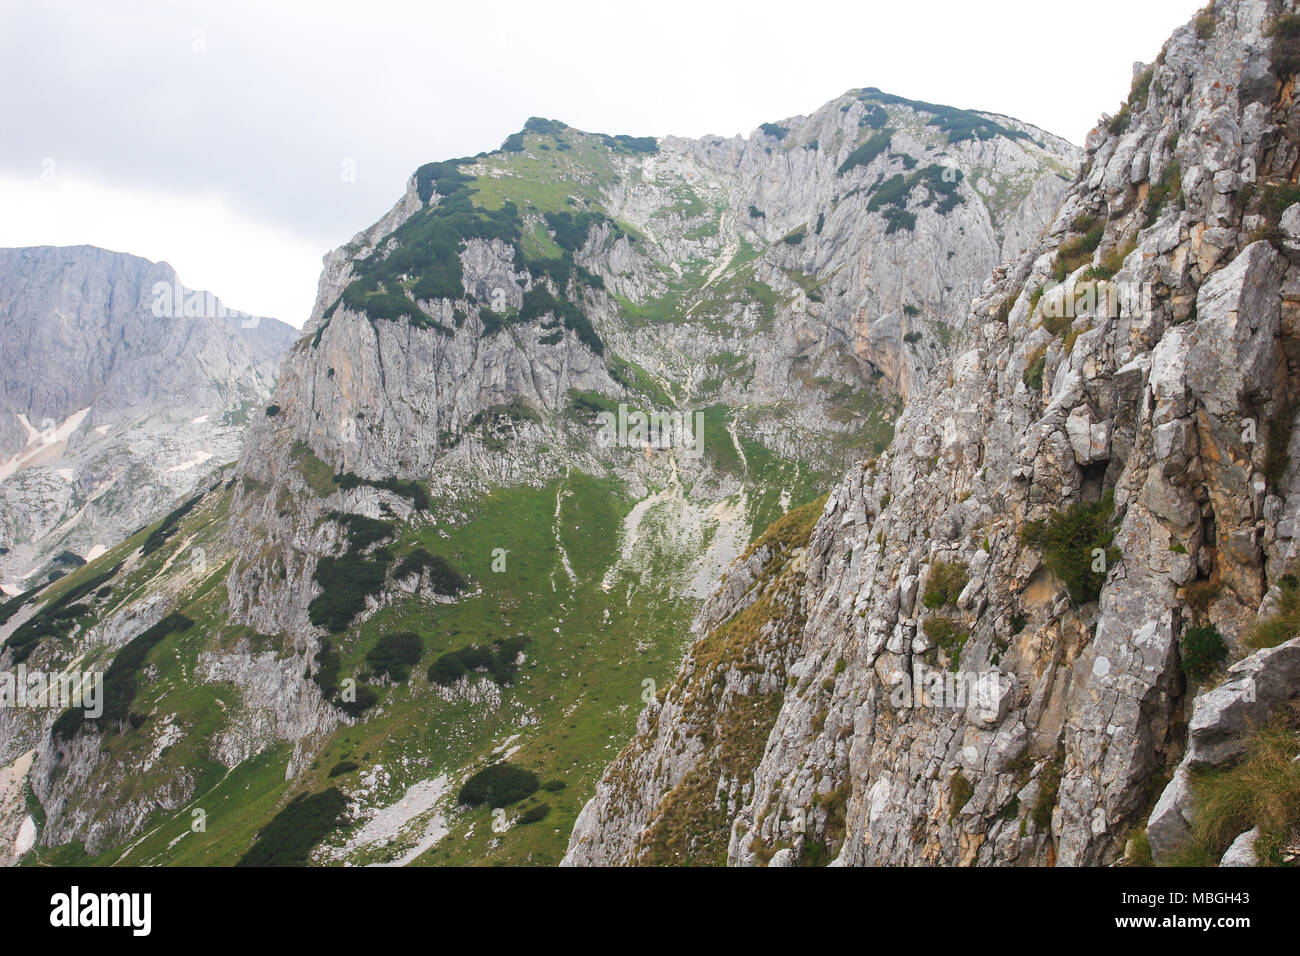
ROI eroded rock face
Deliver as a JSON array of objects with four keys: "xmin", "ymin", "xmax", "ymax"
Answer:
[
  {"xmin": 225, "ymin": 89, "xmax": 1076, "ymax": 643},
  {"xmin": 567, "ymin": 0, "xmax": 1300, "ymax": 867},
  {"xmin": 0, "ymin": 245, "xmax": 295, "ymax": 589},
  {"xmin": 1147, "ymin": 633, "xmax": 1300, "ymax": 862},
  {"xmin": 3, "ymin": 86, "xmax": 1075, "ymax": 863}
]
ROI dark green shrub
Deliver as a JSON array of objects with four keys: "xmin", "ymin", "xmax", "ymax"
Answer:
[
  {"xmin": 1263, "ymin": 398, "xmax": 1298, "ymax": 487},
  {"xmin": 265, "ymin": 404, "xmax": 280, "ymax": 417},
  {"xmin": 312, "ymin": 637, "xmax": 341, "ymax": 699},
  {"xmin": 141, "ymin": 493, "xmax": 204, "ymax": 556},
  {"xmin": 457, "ymin": 764, "xmax": 539, "ymax": 808},
  {"xmin": 599, "ymin": 133, "xmax": 657, "ymax": 155},
  {"xmin": 1020, "ymin": 491, "xmax": 1119, "ymax": 605},
  {"xmin": 523, "ymin": 116, "xmax": 567, "ymax": 137},
  {"xmin": 428, "ymin": 635, "xmax": 530, "ymax": 687},
  {"xmin": 860, "ymin": 104, "xmax": 889, "ymax": 129},
  {"xmin": 518, "ymin": 803, "xmax": 551, "ymax": 824},
  {"xmin": 338, "ymin": 685, "xmax": 378, "ymax": 717},
  {"xmin": 854, "ymin": 88, "xmax": 1030, "ymax": 145},
  {"xmin": 542, "ymin": 210, "xmax": 617, "ymax": 252},
  {"xmin": 393, "ymin": 548, "xmax": 467, "ymax": 594},
  {"xmin": 949, "ymin": 772, "xmax": 974, "ymax": 821},
  {"xmin": 52, "ymin": 612, "xmax": 194, "ymax": 739},
  {"xmin": 427, "ymin": 652, "xmax": 467, "ymax": 686},
  {"xmin": 1033, "ymin": 755, "xmax": 1063, "ymax": 830},
  {"xmin": 542, "ymin": 779, "xmax": 567, "ymax": 792},
  {"xmin": 308, "ymin": 550, "xmax": 392, "ymax": 633},
  {"xmin": 236, "ymin": 788, "xmax": 348, "ymax": 866},
  {"xmin": 327, "ymin": 760, "xmax": 359, "ymax": 778},
  {"xmin": 365, "ymin": 631, "xmax": 423, "ymax": 683},
  {"xmin": 1181, "ymin": 625, "xmax": 1228, "ymax": 681},
  {"xmin": 837, "ymin": 129, "xmax": 894, "ymax": 175},
  {"xmin": 1023, "ymin": 347, "xmax": 1047, "ymax": 392},
  {"xmin": 923, "ymin": 615, "xmax": 968, "ymax": 669},
  {"xmin": 480, "ymin": 308, "xmax": 504, "ymax": 336},
  {"xmin": 1267, "ymin": 14, "xmax": 1300, "ymax": 77}
]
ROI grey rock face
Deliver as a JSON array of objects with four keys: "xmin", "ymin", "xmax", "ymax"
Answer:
[
  {"xmin": 1146, "ymin": 634, "xmax": 1300, "ymax": 864},
  {"xmin": 568, "ymin": 0, "xmax": 1300, "ymax": 867},
  {"xmin": 0, "ymin": 246, "xmax": 295, "ymax": 588},
  {"xmin": 225, "ymin": 88, "xmax": 1077, "ymax": 643},
  {"xmin": 1219, "ymin": 827, "xmax": 1260, "ymax": 866},
  {"xmin": 1186, "ymin": 637, "xmax": 1300, "ymax": 768},
  {"xmin": 1146, "ymin": 764, "xmax": 1196, "ymax": 862}
]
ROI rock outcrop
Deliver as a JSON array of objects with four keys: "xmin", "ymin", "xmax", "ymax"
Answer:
[
  {"xmin": 0, "ymin": 245, "xmax": 295, "ymax": 589},
  {"xmin": 567, "ymin": 0, "xmax": 1300, "ymax": 867}
]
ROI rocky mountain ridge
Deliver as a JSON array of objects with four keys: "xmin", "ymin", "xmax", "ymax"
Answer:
[
  {"xmin": 0, "ymin": 245, "xmax": 295, "ymax": 591},
  {"xmin": 0, "ymin": 82, "xmax": 1079, "ymax": 866},
  {"xmin": 566, "ymin": 0, "xmax": 1300, "ymax": 867}
]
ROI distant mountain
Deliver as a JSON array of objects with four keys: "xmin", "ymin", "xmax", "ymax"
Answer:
[{"xmin": 0, "ymin": 245, "xmax": 296, "ymax": 590}]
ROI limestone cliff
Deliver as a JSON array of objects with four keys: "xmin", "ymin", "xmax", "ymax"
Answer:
[
  {"xmin": 0, "ymin": 245, "xmax": 294, "ymax": 590},
  {"xmin": 566, "ymin": 0, "xmax": 1300, "ymax": 867}
]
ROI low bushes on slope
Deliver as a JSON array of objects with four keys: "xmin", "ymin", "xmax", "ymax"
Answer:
[
  {"xmin": 308, "ymin": 513, "xmax": 396, "ymax": 633},
  {"xmin": 141, "ymin": 493, "xmax": 205, "ymax": 556},
  {"xmin": 457, "ymin": 763, "xmax": 539, "ymax": 808},
  {"xmin": 236, "ymin": 788, "xmax": 349, "ymax": 866},
  {"xmin": 365, "ymin": 630, "xmax": 423, "ymax": 683},
  {"xmin": 52, "ymin": 612, "xmax": 194, "ymax": 739},
  {"xmin": 1020, "ymin": 491, "xmax": 1119, "ymax": 605},
  {"xmin": 428, "ymin": 635, "xmax": 530, "ymax": 687}
]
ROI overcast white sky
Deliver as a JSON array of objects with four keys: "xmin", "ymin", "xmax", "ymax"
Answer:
[{"xmin": 0, "ymin": 0, "xmax": 1205, "ymax": 328}]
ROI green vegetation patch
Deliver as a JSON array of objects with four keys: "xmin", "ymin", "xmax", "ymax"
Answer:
[
  {"xmin": 1180, "ymin": 625, "xmax": 1228, "ymax": 682},
  {"xmin": 393, "ymin": 548, "xmax": 467, "ymax": 593},
  {"xmin": 458, "ymin": 763, "xmax": 540, "ymax": 808},
  {"xmin": 428, "ymin": 635, "xmax": 530, "ymax": 687},
  {"xmin": 1020, "ymin": 491, "xmax": 1119, "ymax": 605},
  {"xmin": 236, "ymin": 788, "xmax": 349, "ymax": 866},
  {"xmin": 1267, "ymin": 14, "xmax": 1300, "ymax": 77},
  {"xmin": 1249, "ymin": 574, "xmax": 1300, "ymax": 649},
  {"xmin": 1053, "ymin": 215, "xmax": 1104, "ymax": 280},
  {"xmin": 837, "ymin": 128, "xmax": 895, "ymax": 176},
  {"xmin": 335, "ymin": 473, "xmax": 430, "ymax": 511},
  {"xmin": 856, "ymin": 88, "xmax": 1031, "ymax": 144},
  {"xmin": 1166, "ymin": 713, "xmax": 1300, "ymax": 866},
  {"xmin": 307, "ymin": 512, "xmax": 397, "ymax": 633},
  {"xmin": 365, "ymin": 631, "xmax": 424, "ymax": 683},
  {"xmin": 923, "ymin": 560, "xmax": 969, "ymax": 609},
  {"xmin": 5, "ymin": 563, "xmax": 122, "ymax": 665},
  {"xmin": 141, "ymin": 493, "xmax": 204, "ymax": 556},
  {"xmin": 52, "ymin": 612, "xmax": 195, "ymax": 739}
]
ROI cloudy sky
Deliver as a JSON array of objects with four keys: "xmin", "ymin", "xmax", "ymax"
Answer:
[{"xmin": 0, "ymin": 0, "xmax": 1204, "ymax": 327}]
